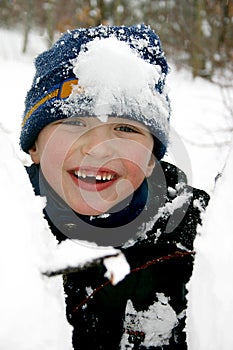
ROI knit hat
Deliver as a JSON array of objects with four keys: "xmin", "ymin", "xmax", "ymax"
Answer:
[{"xmin": 20, "ymin": 24, "xmax": 170, "ymax": 159}]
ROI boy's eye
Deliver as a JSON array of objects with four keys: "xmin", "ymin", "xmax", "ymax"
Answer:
[
  {"xmin": 115, "ymin": 125, "xmax": 139, "ymax": 133},
  {"xmin": 61, "ymin": 118, "xmax": 86, "ymax": 127}
]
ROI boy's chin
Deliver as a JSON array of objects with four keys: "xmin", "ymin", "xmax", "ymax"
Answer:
[
  {"xmin": 69, "ymin": 195, "xmax": 132, "ymax": 216},
  {"xmin": 71, "ymin": 201, "xmax": 118, "ymax": 216}
]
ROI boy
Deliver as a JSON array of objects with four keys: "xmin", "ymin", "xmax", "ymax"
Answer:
[{"xmin": 20, "ymin": 25, "xmax": 209, "ymax": 349}]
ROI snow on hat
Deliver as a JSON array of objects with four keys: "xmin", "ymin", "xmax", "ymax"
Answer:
[{"xmin": 20, "ymin": 24, "xmax": 170, "ymax": 159}]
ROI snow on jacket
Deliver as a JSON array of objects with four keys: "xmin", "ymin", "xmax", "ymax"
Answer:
[{"xmin": 27, "ymin": 161, "xmax": 209, "ymax": 350}]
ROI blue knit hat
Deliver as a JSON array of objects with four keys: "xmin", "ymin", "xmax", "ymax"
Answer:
[{"xmin": 20, "ymin": 24, "xmax": 170, "ymax": 159}]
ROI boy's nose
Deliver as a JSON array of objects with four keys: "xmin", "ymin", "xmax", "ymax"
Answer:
[{"xmin": 79, "ymin": 126, "xmax": 115, "ymax": 158}]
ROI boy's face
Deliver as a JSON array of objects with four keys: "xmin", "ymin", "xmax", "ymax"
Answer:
[{"xmin": 29, "ymin": 117, "xmax": 155, "ymax": 215}]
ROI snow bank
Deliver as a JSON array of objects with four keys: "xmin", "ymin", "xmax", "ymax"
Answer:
[
  {"xmin": 0, "ymin": 125, "xmax": 73, "ymax": 350},
  {"xmin": 187, "ymin": 137, "xmax": 233, "ymax": 350}
]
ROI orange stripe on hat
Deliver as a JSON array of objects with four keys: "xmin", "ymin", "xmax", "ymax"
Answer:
[
  {"xmin": 22, "ymin": 78, "xmax": 79, "ymax": 127},
  {"xmin": 59, "ymin": 78, "xmax": 79, "ymax": 98}
]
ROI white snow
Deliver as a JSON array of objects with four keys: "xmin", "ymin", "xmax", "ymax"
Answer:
[
  {"xmin": 166, "ymin": 67, "xmax": 232, "ymax": 191},
  {"xmin": 73, "ymin": 37, "xmax": 161, "ymax": 95},
  {"xmin": 0, "ymin": 28, "xmax": 233, "ymax": 349},
  {"xmin": 121, "ymin": 293, "xmax": 178, "ymax": 348},
  {"xmin": 46, "ymin": 239, "xmax": 124, "ymax": 276},
  {"xmin": 186, "ymin": 135, "xmax": 233, "ymax": 350},
  {"xmin": 0, "ymin": 126, "xmax": 73, "ymax": 350},
  {"xmin": 104, "ymin": 252, "xmax": 130, "ymax": 285}
]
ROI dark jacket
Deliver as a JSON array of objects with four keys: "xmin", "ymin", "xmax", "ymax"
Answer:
[{"xmin": 27, "ymin": 161, "xmax": 209, "ymax": 350}]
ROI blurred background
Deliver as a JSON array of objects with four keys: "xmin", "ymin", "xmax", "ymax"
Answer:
[{"xmin": 0, "ymin": 0, "xmax": 232, "ymax": 79}]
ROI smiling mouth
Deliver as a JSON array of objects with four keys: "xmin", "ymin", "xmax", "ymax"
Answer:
[{"xmin": 72, "ymin": 169, "xmax": 118, "ymax": 184}]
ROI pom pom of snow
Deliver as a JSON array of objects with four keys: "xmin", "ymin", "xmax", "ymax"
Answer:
[
  {"xmin": 73, "ymin": 37, "xmax": 161, "ymax": 96},
  {"xmin": 70, "ymin": 37, "xmax": 169, "ymax": 127}
]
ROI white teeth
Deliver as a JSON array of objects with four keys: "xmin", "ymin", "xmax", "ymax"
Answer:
[{"xmin": 74, "ymin": 170, "xmax": 115, "ymax": 181}]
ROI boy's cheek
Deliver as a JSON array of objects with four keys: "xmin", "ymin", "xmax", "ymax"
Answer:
[
  {"xmin": 125, "ymin": 149, "xmax": 154, "ymax": 174},
  {"xmin": 38, "ymin": 130, "xmax": 77, "ymax": 169}
]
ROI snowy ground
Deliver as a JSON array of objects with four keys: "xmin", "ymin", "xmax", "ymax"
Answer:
[{"xmin": 0, "ymin": 28, "xmax": 233, "ymax": 349}]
